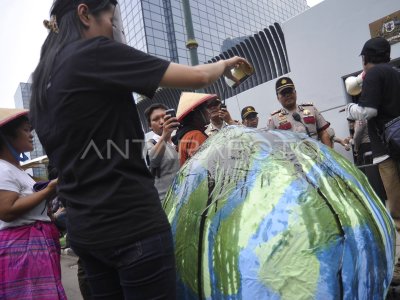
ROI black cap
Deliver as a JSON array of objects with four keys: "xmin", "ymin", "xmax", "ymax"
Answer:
[
  {"xmin": 241, "ymin": 106, "xmax": 258, "ymax": 119},
  {"xmin": 360, "ymin": 37, "xmax": 390, "ymax": 56},
  {"xmin": 276, "ymin": 77, "xmax": 295, "ymax": 94}
]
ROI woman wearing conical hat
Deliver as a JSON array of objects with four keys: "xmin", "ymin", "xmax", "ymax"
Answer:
[
  {"xmin": 0, "ymin": 108, "xmax": 66, "ymax": 299},
  {"xmin": 175, "ymin": 92, "xmax": 220, "ymax": 166}
]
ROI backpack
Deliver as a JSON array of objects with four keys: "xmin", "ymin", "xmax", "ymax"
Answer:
[
  {"xmin": 382, "ymin": 67, "xmax": 400, "ymax": 159},
  {"xmin": 383, "ymin": 116, "xmax": 400, "ymax": 159}
]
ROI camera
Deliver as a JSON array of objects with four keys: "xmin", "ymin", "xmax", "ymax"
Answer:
[{"xmin": 165, "ymin": 108, "xmax": 176, "ymax": 118}]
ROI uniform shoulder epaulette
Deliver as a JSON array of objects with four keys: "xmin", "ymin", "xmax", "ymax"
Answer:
[
  {"xmin": 300, "ymin": 102, "xmax": 314, "ymax": 107},
  {"xmin": 271, "ymin": 109, "xmax": 281, "ymax": 116}
]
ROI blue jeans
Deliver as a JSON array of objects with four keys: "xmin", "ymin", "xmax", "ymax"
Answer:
[{"xmin": 71, "ymin": 230, "xmax": 176, "ymax": 300}]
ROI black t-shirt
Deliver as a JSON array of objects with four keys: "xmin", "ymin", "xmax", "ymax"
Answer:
[
  {"xmin": 33, "ymin": 37, "xmax": 171, "ymax": 248},
  {"xmin": 358, "ymin": 63, "xmax": 400, "ymax": 128},
  {"xmin": 367, "ymin": 118, "xmax": 388, "ymax": 158}
]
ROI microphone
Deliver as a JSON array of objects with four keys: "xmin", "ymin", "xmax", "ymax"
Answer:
[
  {"xmin": 292, "ymin": 112, "xmax": 311, "ymax": 137},
  {"xmin": 345, "ymin": 72, "xmax": 364, "ymax": 96}
]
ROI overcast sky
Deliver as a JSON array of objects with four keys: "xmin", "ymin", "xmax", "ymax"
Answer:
[
  {"xmin": 0, "ymin": 0, "xmax": 324, "ymax": 108},
  {"xmin": 0, "ymin": 0, "xmax": 53, "ymax": 108},
  {"xmin": 307, "ymin": 0, "xmax": 324, "ymax": 7}
]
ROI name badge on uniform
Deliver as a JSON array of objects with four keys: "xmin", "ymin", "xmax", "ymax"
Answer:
[
  {"xmin": 278, "ymin": 122, "xmax": 292, "ymax": 130},
  {"xmin": 303, "ymin": 116, "xmax": 315, "ymax": 124}
]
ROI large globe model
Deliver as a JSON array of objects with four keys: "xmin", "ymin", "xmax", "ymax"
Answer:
[{"xmin": 164, "ymin": 127, "xmax": 395, "ymax": 300}]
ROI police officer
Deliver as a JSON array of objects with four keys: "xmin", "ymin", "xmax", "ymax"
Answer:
[
  {"xmin": 241, "ymin": 106, "xmax": 259, "ymax": 128},
  {"xmin": 268, "ymin": 77, "xmax": 332, "ymax": 147}
]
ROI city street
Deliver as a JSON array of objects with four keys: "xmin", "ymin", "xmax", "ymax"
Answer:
[
  {"xmin": 60, "ymin": 233, "xmax": 400, "ymax": 299},
  {"xmin": 61, "ymin": 254, "xmax": 83, "ymax": 300}
]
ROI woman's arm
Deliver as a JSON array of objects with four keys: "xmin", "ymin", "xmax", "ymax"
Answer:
[
  {"xmin": 160, "ymin": 57, "xmax": 251, "ymax": 89},
  {"xmin": 0, "ymin": 179, "xmax": 58, "ymax": 222}
]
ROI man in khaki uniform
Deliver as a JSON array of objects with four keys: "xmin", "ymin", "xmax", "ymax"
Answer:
[
  {"xmin": 268, "ymin": 77, "xmax": 332, "ymax": 147},
  {"xmin": 241, "ymin": 106, "xmax": 259, "ymax": 128}
]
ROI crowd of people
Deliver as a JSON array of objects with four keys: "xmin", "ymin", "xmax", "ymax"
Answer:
[{"xmin": 0, "ymin": 0, "xmax": 399, "ymax": 298}]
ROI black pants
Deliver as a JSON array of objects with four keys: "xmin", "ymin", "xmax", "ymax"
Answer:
[
  {"xmin": 72, "ymin": 230, "xmax": 176, "ymax": 300},
  {"xmin": 356, "ymin": 143, "xmax": 372, "ymax": 166},
  {"xmin": 77, "ymin": 258, "xmax": 91, "ymax": 300}
]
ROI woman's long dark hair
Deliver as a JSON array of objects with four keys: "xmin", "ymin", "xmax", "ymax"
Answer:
[{"xmin": 30, "ymin": 0, "xmax": 117, "ymax": 121}]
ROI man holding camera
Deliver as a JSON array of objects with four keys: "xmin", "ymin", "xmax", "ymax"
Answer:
[
  {"xmin": 268, "ymin": 77, "xmax": 332, "ymax": 147},
  {"xmin": 204, "ymin": 99, "xmax": 239, "ymax": 136}
]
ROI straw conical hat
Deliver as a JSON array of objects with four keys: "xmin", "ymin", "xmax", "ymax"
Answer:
[
  {"xmin": 0, "ymin": 108, "xmax": 29, "ymax": 127},
  {"xmin": 176, "ymin": 92, "xmax": 218, "ymax": 122}
]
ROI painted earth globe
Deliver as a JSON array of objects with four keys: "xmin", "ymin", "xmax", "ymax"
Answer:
[{"xmin": 164, "ymin": 126, "xmax": 395, "ymax": 300}]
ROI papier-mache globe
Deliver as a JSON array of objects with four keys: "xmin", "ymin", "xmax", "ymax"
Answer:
[{"xmin": 164, "ymin": 126, "xmax": 395, "ymax": 300}]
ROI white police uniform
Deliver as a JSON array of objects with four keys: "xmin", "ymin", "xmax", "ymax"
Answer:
[{"xmin": 268, "ymin": 103, "xmax": 330, "ymax": 140}]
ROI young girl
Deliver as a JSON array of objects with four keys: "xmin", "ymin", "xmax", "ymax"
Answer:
[
  {"xmin": 30, "ymin": 0, "xmax": 251, "ymax": 298},
  {"xmin": 0, "ymin": 108, "xmax": 65, "ymax": 299}
]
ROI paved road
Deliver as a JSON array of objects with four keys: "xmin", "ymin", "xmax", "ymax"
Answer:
[
  {"xmin": 60, "ymin": 233, "xmax": 400, "ymax": 299},
  {"xmin": 61, "ymin": 255, "xmax": 83, "ymax": 300}
]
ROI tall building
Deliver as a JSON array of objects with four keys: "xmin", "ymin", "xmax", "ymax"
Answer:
[
  {"xmin": 136, "ymin": 23, "xmax": 292, "ymax": 131},
  {"xmin": 14, "ymin": 81, "xmax": 47, "ymax": 179},
  {"xmin": 119, "ymin": 0, "xmax": 308, "ymax": 65}
]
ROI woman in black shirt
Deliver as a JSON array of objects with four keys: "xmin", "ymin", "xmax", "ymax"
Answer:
[{"xmin": 30, "ymin": 0, "xmax": 251, "ymax": 298}]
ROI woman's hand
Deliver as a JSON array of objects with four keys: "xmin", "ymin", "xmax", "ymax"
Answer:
[
  {"xmin": 44, "ymin": 178, "xmax": 58, "ymax": 201},
  {"xmin": 46, "ymin": 178, "xmax": 58, "ymax": 191},
  {"xmin": 223, "ymin": 57, "xmax": 253, "ymax": 84}
]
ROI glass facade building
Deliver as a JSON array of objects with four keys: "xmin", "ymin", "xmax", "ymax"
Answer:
[
  {"xmin": 137, "ymin": 23, "xmax": 292, "ymax": 132},
  {"xmin": 119, "ymin": 0, "xmax": 308, "ymax": 65},
  {"xmin": 14, "ymin": 81, "xmax": 47, "ymax": 179}
]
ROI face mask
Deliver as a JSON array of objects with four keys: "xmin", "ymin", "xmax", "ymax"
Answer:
[{"xmin": 112, "ymin": 4, "xmax": 126, "ymax": 44}]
